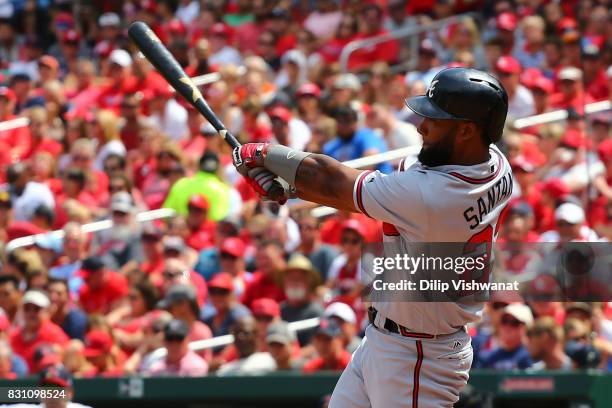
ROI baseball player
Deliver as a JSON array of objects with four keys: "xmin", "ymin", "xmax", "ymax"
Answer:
[{"xmin": 233, "ymin": 68, "xmax": 511, "ymax": 407}]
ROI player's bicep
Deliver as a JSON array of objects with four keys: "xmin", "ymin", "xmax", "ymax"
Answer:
[{"xmin": 354, "ymin": 170, "xmax": 428, "ymax": 232}]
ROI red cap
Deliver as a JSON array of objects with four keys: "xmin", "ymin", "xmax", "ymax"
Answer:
[
  {"xmin": 62, "ymin": 29, "xmax": 81, "ymax": 44},
  {"xmin": 268, "ymin": 106, "xmax": 292, "ymax": 123},
  {"xmin": 38, "ymin": 55, "xmax": 59, "ymax": 71},
  {"xmin": 140, "ymin": 0, "xmax": 157, "ymax": 12},
  {"xmin": 251, "ymin": 298, "xmax": 280, "ymax": 317},
  {"xmin": 208, "ymin": 272, "xmax": 234, "ymax": 292},
  {"xmin": 560, "ymin": 129, "xmax": 587, "ymax": 149},
  {"xmin": 83, "ymin": 330, "xmax": 114, "ymax": 358},
  {"xmin": 556, "ymin": 17, "xmax": 577, "ymax": 34},
  {"xmin": 495, "ymin": 56, "xmax": 521, "ymax": 74},
  {"xmin": 532, "ymin": 76, "xmax": 554, "ymax": 94},
  {"xmin": 167, "ymin": 19, "xmax": 186, "ymax": 35},
  {"xmin": 188, "ymin": 193, "xmax": 210, "ymax": 210},
  {"xmin": 94, "ymin": 40, "xmax": 114, "ymax": 58},
  {"xmin": 220, "ymin": 237, "xmax": 245, "ymax": 258},
  {"xmin": 510, "ymin": 155, "xmax": 535, "ymax": 173},
  {"xmin": 210, "ymin": 23, "xmax": 231, "ymax": 37},
  {"xmin": 0, "ymin": 313, "xmax": 9, "ymax": 331},
  {"xmin": 0, "ymin": 86, "xmax": 16, "ymax": 102},
  {"xmin": 341, "ymin": 219, "xmax": 367, "ymax": 239},
  {"xmin": 296, "ymin": 83, "xmax": 321, "ymax": 98},
  {"xmin": 520, "ymin": 67, "xmax": 543, "ymax": 88},
  {"xmin": 542, "ymin": 178, "xmax": 569, "ymax": 200},
  {"xmin": 54, "ymin": 12, "xmax": 74, "ymax": 30},
  {"xmin": 496, "ymin": 12, "xmax": 518, "ymax": 31},
  {"xmin": 597, "ymin": 139, "xmax": 612, "ymax": 162}
]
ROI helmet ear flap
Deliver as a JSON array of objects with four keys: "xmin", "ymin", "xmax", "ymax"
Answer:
[{"xmin": 486, "ymin": 99, "xmax": 508, "ymax": 143}]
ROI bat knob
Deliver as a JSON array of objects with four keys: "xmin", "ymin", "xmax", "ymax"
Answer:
[{"xmin": 267, "ymin": 179, "xmax": 289, "ymax": 204}]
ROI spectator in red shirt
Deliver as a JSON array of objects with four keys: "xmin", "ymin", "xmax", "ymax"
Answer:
[
  {"xmin": 0, "ymin": 86, "xmax": 30, "ymax": 162},
  {"xmin": 550, "ymin": 67, "xmax": 594, "ymax": 113},
  {"xmin": 9, "ymin": 290, "xmax": 69, "ymax": 372},
  {"xmin": 161, "ymin": 256, "xmax": 207, "ymax": 306},
  {"xmin": 269, "ymin": 8, "xmax": 297, "ymax": 57},
  {"xmin": 140, "ymin": 224, "xmax": 165, "ymax": 280},
  {"xmin": 348, "ymin": 4, "xmax": 399, "ymax": 72},
  {"xmin": 241, "ymin": 240, "xmax": 287, "ymax": 308},
  {"xmin": 319, "ymin": 13, "xmax": 359, "ymax": 64},
  {"xmin": 185, "ymin": 194, "xmax": 216, "ymax": 251},
  {"xmin": 22, "ymin": 107, "xmax": 62, "ymax": 160},
  {"xmin": 234, "ymin": 0, "xmax": 270, "ymax": 55},
  {"xmin": 303, "ymin": 318, "xmax": 351, "ymax": 373},
  {"xmin": 68, "ymin": 138, "xmax": 109, "ymax": 203},
  {"xmin": 97, "ymin": 49, "xmax": 137, "ymax": 113},
  {"xmin": 78, "ymin": 256, "xmax": 129, "ymax": 315},
  {"xmin": 82, "ymin": 330, "xmax": 124, "ymax": 377},
  {"xmin": 582, "ymin": 45, "xmax": 609, "ymax": 102}
]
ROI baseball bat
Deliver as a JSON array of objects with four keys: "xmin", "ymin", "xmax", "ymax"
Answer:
[
  {"xmin": 128, "ymin": 21, "xmax": 288, "ymax": 200},
  {"xmin": 128, "ymin": 21, "xmax": 240, "ymax": 148}
]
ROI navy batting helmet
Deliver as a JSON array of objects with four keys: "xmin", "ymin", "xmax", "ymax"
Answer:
[{"xmin": 406, "ymin": 68, "xmax": 508, "ymax": 143}]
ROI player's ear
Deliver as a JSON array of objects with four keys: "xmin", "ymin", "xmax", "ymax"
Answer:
[{"xmin": 459, "ymin": 122, "xmax": 480, "ymax": 142}]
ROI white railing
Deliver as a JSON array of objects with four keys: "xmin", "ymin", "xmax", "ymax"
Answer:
[
  {"xmin": 513, "ymin": 100, "xmax": 611, "ymax": 129},
  {"xmin": 149, "ymin": 317, "xmax": 321, "ymax": 360},
  {"xmin": 339, "ymin": 13, "xmax": 479, "ymax": 73},
  {"xmin": 4, "ymin": 208, "xmax": 176, "ymax": 252}
]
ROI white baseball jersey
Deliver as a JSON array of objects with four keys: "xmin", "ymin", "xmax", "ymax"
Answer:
[{"xmin": 353, "ymin": 144, "xmax": 513, "ymax": 334}]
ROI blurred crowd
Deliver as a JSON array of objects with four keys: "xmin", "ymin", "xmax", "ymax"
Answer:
[{"xmin": 0, "ymin": 0, "xmax": 610, "ymax": 381}]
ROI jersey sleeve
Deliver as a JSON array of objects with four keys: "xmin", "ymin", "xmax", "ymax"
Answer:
[{"xmin": 353, "ymin": 169, "xmax": 429, "ymax": 236}]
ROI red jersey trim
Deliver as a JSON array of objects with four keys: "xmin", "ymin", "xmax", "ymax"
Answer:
[
  {"xmin": 382, "ymin": 222, "xmax": 400, "ymax": 236},
  {"xmin": 355, "ymin": 171, "xmax": 373, "ymax": 218},
  {"xmin": 448, "ymin": 150, "xmax": 503, "ymax": 184},
  {"xmin": 413, "ymin": 340, "xmax": 424, "ymax": 408}
]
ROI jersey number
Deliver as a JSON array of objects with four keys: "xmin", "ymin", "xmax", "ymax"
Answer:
[{"xmin": 460, "ymin": 225, "xmax": 493, "ymax": 297}]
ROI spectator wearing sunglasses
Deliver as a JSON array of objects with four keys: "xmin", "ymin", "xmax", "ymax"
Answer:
[
  {"xmin": 494, "ymin": 56, "xmax": 534, "ymax": 120},
  {"xmin": 476, "ymin": 304, "xmax": 533, "ymax": 370},
  {"xmin": 326, "ymin": 220, "xmax": 367, "ymax": 297},
  {"xmin": 203, "ymin": 273, "xmax": 251, "ymax": 339},
  {"xmin": 144, "ymin": 319, "xmax": 208, "ymax": 377},
  {"xmin": 527, "ymin": 317, "xmax": 572, "ymax": 370}
]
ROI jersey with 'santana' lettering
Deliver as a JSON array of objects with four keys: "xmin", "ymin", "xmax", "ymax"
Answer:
[{"xmin": 353, "ymin": 144, "xmax": 513, "ymax": 334}]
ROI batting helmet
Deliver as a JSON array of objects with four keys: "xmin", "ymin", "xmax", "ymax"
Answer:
[{"xmin": 406, "ymin": 68, "xmax": 508, "ymax": 143}]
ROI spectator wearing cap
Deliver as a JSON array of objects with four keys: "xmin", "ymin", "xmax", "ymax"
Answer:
[
  {"xmin": 78, "ymin": 256, "xmax": 129, "ymax": 315},
  {"xmin": 193, "ymin": 217, "xmax": 243, "ymax": 281},
  {"xmin": 582, "ymin": 43, "xmax": 609, "ymax": 102},
  {"xmin": 36, "ymin": 54, "xmax": 59, "ymax": 85},
  {"xmin": 295, "ymin": 82, "xmax": 329, "ymax": 130},
  {"xmin": 266, "ymin": 321, "xmax": 303, "ymax": 371},
  {"xmin": 39, "ymin": 363, "xmax": 92, "ymax": 407},
  {"xmin": 81, "ymin": 329, "xmax": 124, "ymax": 377},
  {"xmin": 268, "ymin": 105, "xmax": 312, "ymax": 152},
  {"xmin": 275, "ymin": 49, "xmax": 308, "ymax": 107},
  {"xmin": 529, "ymin": 76, "xmax": 554, "ymax": 115},
  {"xmin": 97, "ymin": 49, "xmax": 137, "ymax": 113},
  {"xmin": 54, "ymin": 168, "xmax": 96, "ymax": 227},
  {"xmin": 185, "ymin": 193, "xmax": 216, "ymax": 251},
  {"xmin": 323, "ymin": 105, "xmax": 392, "ymax": 174},
  {"xmin": 203, "ymin": 273, "xmax": 251, "ymax": 339},
  {"xmin": 218, "ymin": 316, "xmax": 276, "ymax": 375},
  {"xmin": 494, "ymin": 12, "xmax": 517, "ymax": 54},
  {"xmin": 405, "ymin": 39, "xmax": 444, "ymax": 88},
  {"xmin": 550, "ymin": 67, "xmax": 594, "ymax": 113},
  {"xmin": 158, "ymin": 283, "xmax": 212, "ymax": 361},
  {"xmin": 48, "ymin": 222, "xmax": 88, "ymax": 296},
  {"xmin": 138, "ymin": 139, "xmax": 184, "ymax": 210},
  {"xmin": 295, "ymin": 214, "xmax": 338, "ymax": 281},
  {"xmin": 513, "ymin": 15, "xmax": 546, "ymax": 69},
  {"xmin": 163, "ymin": 151, "xmax": 232, "ymax": 221},
  {"xmin": 269, "ymin": 8, "xmax": 298, "ymax": 57},
  {"xmin": 215, "ymin": 237, "xmax": 251, "ymax": 298},
  {"xmin": 241, "ymin": 240, "xmax": 287, "ymax": 309},
  {"xmin": 23, "ymin": 107, "xmax": 63, "ymax": 161},
  {"xmin": 176, "ymin": 0, "xmax": 200, "ymax": 25},
  {"xmin": 327, "ymin": 219, "xmax": 367, "ymax": 296},
  {"xmin": 98, "ymin": 12, "xmax": 123, "ymax": 45},
  {"xmin": 329, "ymin": 73, "xmax": 362, "ymax": 108},
  {"xmin": 144, "ymin": 319, "xmax": 209, "ymax": 376},
  {"xmin": 139, "ymin": 224, "xmax": 165, "ymax": 278},
  {"xmin": 89, "ymin": 191, "xmax": 142, "ymax": 270},
  {"xmin": 303, "ymin": 318, "xmax": 351, "ymax": 373},
  {"xmin": 67, "ymin": 138, "xmax": 110, "ymax": 202},
  {"xmin": 279, "ymin": 255, "xmax": 323, "ymax": 346},
  {"xmin": 48, "ymin": 28, "xmax": 90, "ymax": 73},
  {"xmin": 9, "ymin": 290, "xmax": 69, "ymax": 373},
  {"xmin": 250, "ymin": 297, "xmax": 281, "ymax": 355},
  {"xmin": 527, "ymin": 317, "xmax": 572, "ymax": 371},
  {"xmin": 477, "ymin": 304, "xmax": 533, "ymax": 370},
  {"xmin": 47, "ymin": 278, "xmax": 87, "ymax": 341},
  {"xmin": 541, "ymin": 202, "xmax": 598, "ymax": 243},
  {"xmin": 118, "ymin": 93, "xmax": 146, "ymax": 152},
  {"xmin": 208, "ymin": 23, "xmax": 241, "ymax": 67},
  {"xmin": 0, "ymin": 85, "xmax": 31, "ymax": 162},
  {"xmin": 324, "ymin": 302, "xmax": 361, "ymax": 354},
  {"xmin": 495, "ymin": 56, "xmax": 535, "ymax": 119}
]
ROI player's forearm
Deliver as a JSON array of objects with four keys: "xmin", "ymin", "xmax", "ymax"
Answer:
[{"xmin": 294, "ymin": 154, "xmax": 361, "ymax": 211}]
